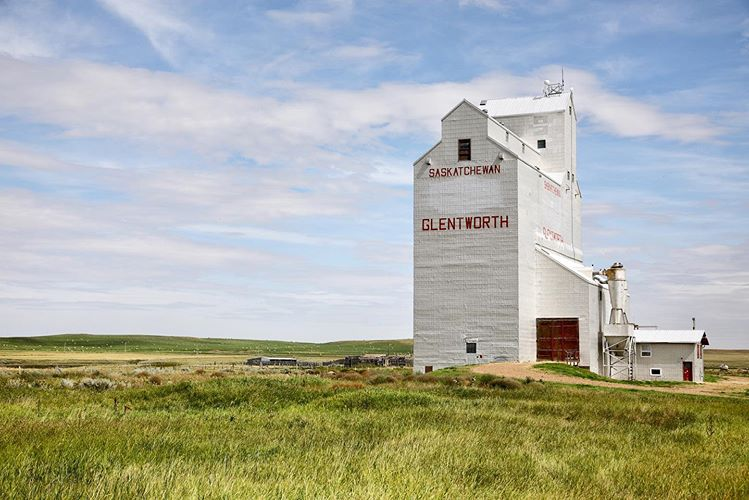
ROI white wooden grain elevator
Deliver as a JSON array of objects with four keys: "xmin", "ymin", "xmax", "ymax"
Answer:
[{"xmin": 412, "ymin": 81, "xmax": 708, "ymax": 382}]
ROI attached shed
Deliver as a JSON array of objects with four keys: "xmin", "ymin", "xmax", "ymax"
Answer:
[{"xmin": 633, "ymin": 330, "xmax": 709, "ymax": 383}]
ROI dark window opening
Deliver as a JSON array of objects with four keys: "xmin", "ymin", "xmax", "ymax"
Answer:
[
  {"xmin": 466, "ymin": 342, "xmax": 477, "ymax": 354},
  {"xmin": 458, "ymin": 139, "xmax": 471, "ymax": 161},
  {"xmin": 650, "ymin": 368, "xmax": 661, "ymax": 376},
  {"xmin": 537, "ymin": 139, "xmax": 546, "ymax": 149},
  {"xmin": 425, "ymin": 366, "xmax": 433, "ymax": 373}
]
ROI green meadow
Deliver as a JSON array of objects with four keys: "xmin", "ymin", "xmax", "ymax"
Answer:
[
  {"xmin": 0, "ymin": 333, "xmax": 412, "ymax": 357},
  {"xmin": 1, "ymin": 363, "xmax": 747, "ymax": 499}
]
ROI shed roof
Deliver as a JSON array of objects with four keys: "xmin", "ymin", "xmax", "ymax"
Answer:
[
  {"xmin": 483, "ymin": 92, "xmax": 572, "ymax": 118},
  {"xmin": 535, "ymin": 245, "xmax": 596, "ymax": 285},
  {"xmin": 634, "ymin": 330, "xmax": 706, "ymax": 344}
]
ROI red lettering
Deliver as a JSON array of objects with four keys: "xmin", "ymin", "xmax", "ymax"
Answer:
[{"xmin": 421, "ymin": 214, "xmax": 510, "ymax": 231}]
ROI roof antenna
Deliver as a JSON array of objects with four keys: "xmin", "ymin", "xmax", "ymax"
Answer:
[{"xmin": 543, "ymin": 69, "xmax": 564, "ymax": 97}]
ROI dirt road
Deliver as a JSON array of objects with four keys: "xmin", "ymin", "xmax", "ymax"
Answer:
[{"xmin": 473, "ymin": 362, "xmax": 749, "ymax": 397}]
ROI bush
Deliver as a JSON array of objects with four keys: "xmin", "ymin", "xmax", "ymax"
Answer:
[
  {"xmin": 369, "ymin": 375, "xmax": 396, "ymax": 385},
  {"xmin": 474, "ymin": 374, "xmax": 522, "ymax": 390},
  {"xmin": 486, "ymin": 377, "xmax": 522, "ymax": 390},
  {"xmin": 148, "ymin": 375, "xmax": 163, "ymax": 385},
  {"xmin": 412, "ymin": 374, "xmax": 438, "ymax": 384},
  {"xmin": 80, "ymin": 378, "xmax": 115, "ymax": 390}
]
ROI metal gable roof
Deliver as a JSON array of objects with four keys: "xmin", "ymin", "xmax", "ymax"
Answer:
[
  {"xmin": 634, "ymin": 330, "xmax": 706, "ymax": 344},
  {"xmin": 483, "ymin": 92, "xmax": 572, "ymax": 118}
]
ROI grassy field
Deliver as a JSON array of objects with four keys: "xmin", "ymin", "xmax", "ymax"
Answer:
[
  {"xmin": 1, "ymin": 363, "xmax": 748, "ymax": 499},
  {"xmin": 0, "ymin": 333, "xmax": 412, "ymax": 356},
  {"xmin": 0, "ymin": 334, "xmax": 414, "ymax": 370},
  {"xmin": 705, "ymin": 349, "xmax": 749, "ymax": 370},
  {"xmin": 0, "ymin": 338, "xmax": 747, "ymax": 498}
]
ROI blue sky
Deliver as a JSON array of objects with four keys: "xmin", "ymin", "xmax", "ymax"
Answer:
[{"xmin": 0, "ymin": 0, "xmax": 747, "ymax": 347}]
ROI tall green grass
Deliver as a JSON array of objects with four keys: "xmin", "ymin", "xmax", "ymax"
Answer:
[{"xmin": 0, "ymin": 368, "xmax": 747, "ymax": 498}]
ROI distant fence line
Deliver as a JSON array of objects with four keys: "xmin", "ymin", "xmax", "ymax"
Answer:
[{"xmin": 246, "ymin": 355, "xmax": 413, "ymax": 368}]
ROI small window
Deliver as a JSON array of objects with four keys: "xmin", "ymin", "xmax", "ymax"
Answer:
[
  {"xmin": 650, "ymin": 368, "xmax": 661, "ymax": 376},
  {"xmin": 537, "ymin": 139, "xmax": 546, "ymax": 149},
  {"xmin": 424, "ymin": 366, "xmax": 433, "ymax": 373},
  {"xmin": 505, "ymin": 131, "xmax": 509, "ymax": 142},
  {"xmin": 569, "ymin": 106, "xmax": 572, "ymax": 116},
  {"xmin": 458, "ymin": 139, "xmax": 471, "ymax": 161},
  {"xmin": 466, "ymin": 342, "xmax": 477, "ymax": 354},
  {"xmin": 641, "ymin": 344, "xmax": 651, "ymax": 357}
]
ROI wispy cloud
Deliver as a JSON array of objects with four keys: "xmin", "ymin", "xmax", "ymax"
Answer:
[
  {"xmin": 96, "ymin": 0, "xmax": 205, "ymax": 66},
  {"xmin": 458, "ymin": 0, "xmax": 509, "ymax": 11},
  {"xmin": 0, "ymin": 0, "xmax": 99, "ymax": 59},
  {"xmin": 0, "ymin": 56, "xmax": 722, "ymax": 165},
  {"xmin": 267, "ymin": 0, "xmax": 354, "ymax": 27}
]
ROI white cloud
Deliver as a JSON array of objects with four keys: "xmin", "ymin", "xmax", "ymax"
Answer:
[
  {"xmin": 326, "ymin": 41, "xmax": 419, "ymax": 68},
  {"xmin": 97, "ymin": 0, "xmax": 205, "ymax": 66},
  {"xmin": 267, "ymin": 0, "xmax": 354, "ymax": 27},
  {"xmin": 0, "ymin": 0, "xmax": 100, "ymax": 59},
  {"xmin": 183, "ymin": 225, "xmax": 354, "ymax": 247},
  {"xmin": 0, "ymin": 57, "xmax": 721, "ymax": 176},
  {"xmin": 458, "ymin": 0, "xmax": 509, "ymax": 11}
]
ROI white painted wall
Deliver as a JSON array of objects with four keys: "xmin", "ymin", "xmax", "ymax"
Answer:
[
  {"xmin": 534, "ymin": 250, "xmax": 603, "ymax": 371},
  {"xmin": 635, "ymin": 343, "xmax": 704, "ymax": 383},
  {"xmin": 414, "ymin": 96, "xmax": 592, "ymax": 373},
  {"xmin": 414, "ymin": 102, "xmax": 519, "ymax": 373}
]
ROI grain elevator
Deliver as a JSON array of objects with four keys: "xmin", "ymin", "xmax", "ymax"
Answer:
[{"xmin": 413, "ymin": 81, "xmax": 708, "ymax": 382}]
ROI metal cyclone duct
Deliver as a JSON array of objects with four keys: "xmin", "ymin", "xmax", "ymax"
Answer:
[{"xmin": 604, "ymin": 262, "xmax": 628, "ymax": 325}]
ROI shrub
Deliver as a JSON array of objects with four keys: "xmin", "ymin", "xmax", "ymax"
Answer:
[
  {"xmin": 412, "ymin": 374, "xmax": 438, "ymax": 384},
  {"xmin": 80, "ymin": 378, "xmax": 115, "ymax": 390},
  {"xmin": 148, "ymin": 375, "xmax": 163, "ymax": 386},
  {"xmin": 369, "ymin": 375, "xmax": 396, "ymax": 385},
  {"xmin": 486, "ymin": 377, "xmax": 522, "ymax": 390}
]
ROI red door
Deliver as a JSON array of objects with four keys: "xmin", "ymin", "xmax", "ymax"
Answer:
[
  {"xmin": 536, "ymin": 318, "xmax": 579, "ymax": 362},
  {"xmin": 682, "ymin": 362, "xmax": 693, "ymax": 381}
]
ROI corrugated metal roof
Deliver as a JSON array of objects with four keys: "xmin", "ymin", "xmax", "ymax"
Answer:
[
  {"xmin": 634, "ymin": 330, "xmax": 705, "ymax": 344},
  {"xmin": 483, "ymin": 92, "xmax": 571, "ymax": 118}
]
